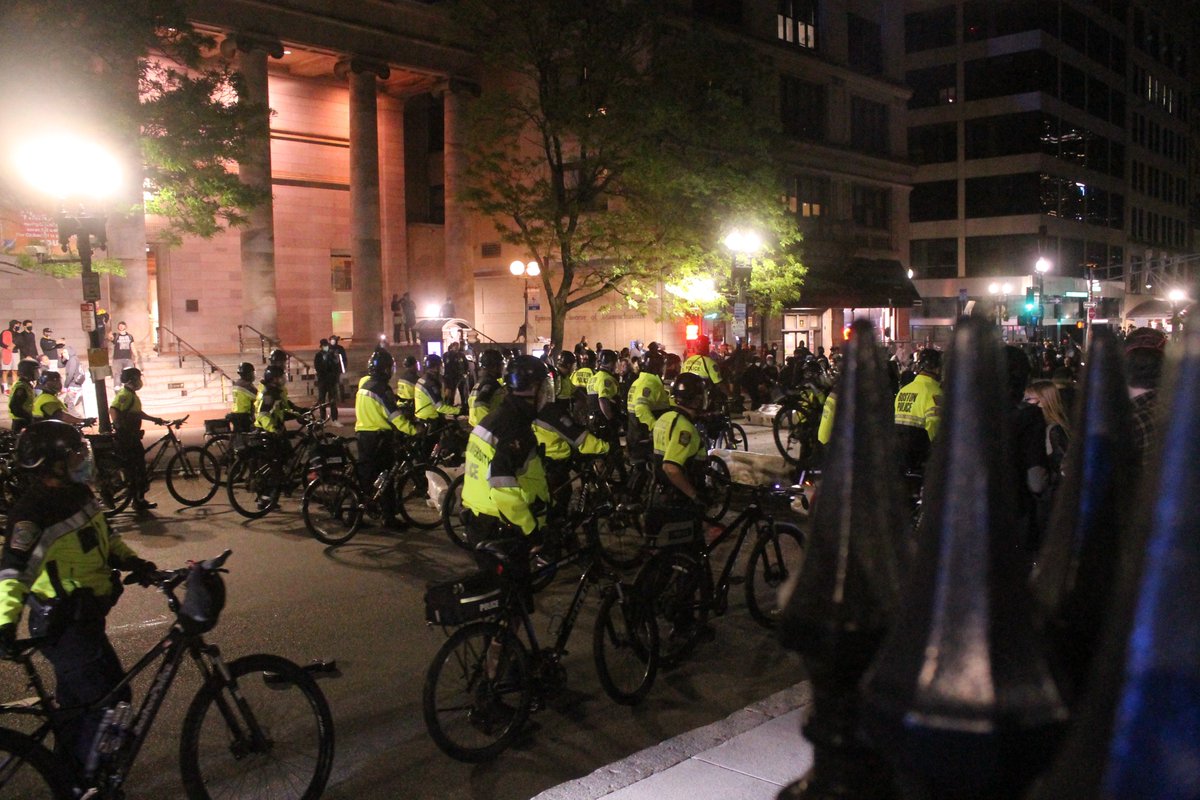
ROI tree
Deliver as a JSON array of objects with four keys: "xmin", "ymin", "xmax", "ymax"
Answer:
[
  {"xmin": 453, "ymin": 0, "xmax": 805, "ymax": 348},
  {"xmin": 0, "ymin": 0, "xmax": 267, "ymax": 243}
]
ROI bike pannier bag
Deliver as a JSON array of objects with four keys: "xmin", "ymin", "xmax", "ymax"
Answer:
[
  {"xmin": 424, "ymin": 571, "xmax": 503, "ymax": 626},
  {"xmin": 644, "ymin": 502, "xmax": 701, "ymax": 548}
]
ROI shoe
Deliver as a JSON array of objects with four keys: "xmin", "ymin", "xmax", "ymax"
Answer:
[
  {"xmin": 328, "ymin": 420, "xmax": 343, "ymax": 428},
  {"xmin": 133, "ymin": 500, "xmax": 157, "ymax": 511},
  {"xmin": 382, "ymin": 516, "xmax": 406, "ymax": 531}
]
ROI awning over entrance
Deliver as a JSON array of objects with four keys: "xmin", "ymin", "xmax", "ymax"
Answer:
[
  {"xmin": 1125, "ymin": 297, "xmax": 1193, "ymax": 318},
  {"xmin": 788, "ymin": 258, "xmax": 920, "ymax": 309}
]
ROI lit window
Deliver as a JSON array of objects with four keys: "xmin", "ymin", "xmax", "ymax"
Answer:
[{"xmin": 778, "ymin": 0, "xmax": 817, "ymax": 50}]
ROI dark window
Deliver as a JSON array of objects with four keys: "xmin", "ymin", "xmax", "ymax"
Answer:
[
  {"xmin": 910, "ymin": 181, "xmax": 958, "ymax": 222},
  {"xmin": 964, "ymin": 111, "xmax": 1055, "ymax": 159},
  {"xmin": 907, "ymin": 64, "xmax": 957, "ymax": 109},
  {"xmin": 1087, "ymin": 76, "xmax": 1111, "ymax": 120},
  {"xmin": 1061, "ymin": 62, "xmax": 1086, "ymax": 109},
  {"xmin": 965, "ymin": 173, "xmax": 1042, "ymax": 217},
  {"xmin": 481, "ymin": 242, "xmax": 501, "ymax": 258},
  {"xmin": 909, "ymin": 122, "xmax": 957, "ymax": 164},
  {"xmin": 1109, "ymin": 142, "xmax": 1124, "ymax": 178},
  {"xmin": 778, "ymin": 0, "xmax": 817, "ymax": 49},
  {"xmin": 780, "ymin": 75, "xmax": 826, "ymax": 140},
  {"xmin": 1060, "ymin": 4, "xmax": 1086, "ymax": 52},
  {"xmin": 1111, "ymin": 37, "xmax": 1126, "ymax": 74},
  {"xmin": 963, "ymin": 0, "xmax": 1057, "ymax": 41},
  {"xmin": 964, "ymin": 50, "xmax": 1056, "ymax": 100},
  {"xmin": 429, "ymin": 185, "xmax": 445, "ymax": 224},
  {"xmin": 1086, "ymin": 19, "xmax": 1111, "ymax": 65},
  {"xmin": 693, "ymin": 0, "xmax": 742, "ymax": 25},
  {"xmin": 850, "ymin": 97, "xmax": 889, "ymax": 154},
  {"xmin": 851, "ymin": 185, "xmax": 890, "ymax": 228},
  {"xmin": 964, "ymin": 234, "xmax": 1041, "ymax": 277},
  {"xmin": 905, "ymin": 6, "xmax": 956, "ymax": 53},
  {"xmin": 910, "ymin": 238, "xmax": 958, "ymax": 279},
  {"xmin": 428, "ymin": 98, "xmax": 444, "ymax": 152},
  {"xmin": 331, "ymin": 256, "xmax": 353, "ymax": 291},
  {"xmin": 1060, "ymin": 238, "xmax": 1085, "ymax": 278},
  {"xmin": 1109, "ymin": 192, "xmax": 1125, "ymax": 228},
  {"xmin": 847, "ymin": 13, "xmax": 883, "ymax": 75},
  {"xmin": 1109, "ymin": 89, "xmax": 1125, "ymax": 127}
]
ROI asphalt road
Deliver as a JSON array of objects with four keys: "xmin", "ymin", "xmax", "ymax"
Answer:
[{"xmin": 0, "ymin": 421, "xmax": 808, "ymax": 800}]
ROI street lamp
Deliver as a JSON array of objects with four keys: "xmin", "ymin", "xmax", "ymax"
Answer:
[
  {"xmin": 1167, "ymin": 288, "xmax": 1189, "ymax": 342},
  {"xmin": 723, "ymin": 229, "xmax": 762, "ymax": 347},
  {"xmin": 12, "ymin": 133, "xmax": 124, "ymax": 432},
  {"xmin": 988, "ymin": 282, "xmax": 1012, "ymax": 334},
  {"xmin": 1034, "ymin": 257, "xmax": 1052, "ymax": 345},
  {"xmin": 510, "ymin": 259, "xmax": 540, "ymax": 350}
]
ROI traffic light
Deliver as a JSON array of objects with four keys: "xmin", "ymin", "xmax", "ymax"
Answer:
[
  {"xmin": 685, "ymin": 323, "xmax": 699, "ymax": 341},
  {"xmin": 1025, "ymin": 287, "xmax": 1036, "ymax": 312}
]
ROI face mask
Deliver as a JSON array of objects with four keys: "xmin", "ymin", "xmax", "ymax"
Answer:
[
  {"xmin": 322, "ymin": 346, "xmax": 329, "ymax": 351},
  {"xmin": 68, "ymin": 451, "xmax": 95, "ymax": 485}
]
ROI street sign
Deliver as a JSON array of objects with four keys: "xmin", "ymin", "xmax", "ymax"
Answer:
[
  {"xmin": 731, "ymin": 302, "xmax": 747, "ymax": 339},
  {"xmin": 82, "ymin": 272, "xmax": 101, "ymax": 302},
  {"xmin": 80, "ymin": 302, "xmax": 96, "ymax": 332}
]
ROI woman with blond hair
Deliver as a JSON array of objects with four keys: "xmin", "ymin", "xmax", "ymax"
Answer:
[{"xmin": 1025, "ymin": 379, "xmax": 1071, "ymax": 532}]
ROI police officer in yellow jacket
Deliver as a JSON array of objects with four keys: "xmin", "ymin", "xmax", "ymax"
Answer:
[
  {"xmin": 587, "ymin": 349, "xmax": 621, "ymax": 430},
  {"xmin": 571, "ymin": 350, "xmax": 595, "ymax": 390},
  {"xmin": 682, "ymin": 335, "xmax": 727, "ymax": 398},
  {"xmin": 110, "ymin": 368, "xmax": 164, "ymax": 511},
  {"xmin": 8, "ymin": 360, "xmax": 38, "ymax": 432},
  {"xmin": 534, "ymin": 369, "xmax": 609, "ymax": 519},
  {"xmin": 627, "ymin": 351, "xmax": 670, "ymax": 461},
  {"xmin": 356, "ymin": 350, "xmax": 407, "ymax": 528},
  {"xmin": 653, "ymin": 373, "xmax": 709, "ymax": 506},
  {"xmin": 462, "ymin": 356, "xmax": 552, "ymax": 554},
  {"xmin": 415, "ymin": 354, "xmax": 461, "ymax": 422},
  {"xmin": 894, "ymin": 348, "xmax": 943, "ymax": 471},
  {"xmin": 32, "ymin": 372, "xmax": 90, "ymax": 425},
  {"xmin": 0, "ymin": 421, "xmax": 156, "ymax": 764},
  {"xmin": 229, "ymin": 361, "xmax": 257, "ymax": 432},
  {"xmin": 393, "ymin": 355, "xmax": 420, "ymax": 436},
  {"xmin": 468, "ymin": 349, "xmax": 506, "ymax": 426},
  {"xmin": 554, "ymin": 351, "xmax": 578, "ymax": 400}
]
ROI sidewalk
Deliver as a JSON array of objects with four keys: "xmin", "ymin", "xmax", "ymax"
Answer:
[{"xmin": 534, "ymin": 683, "xmax": 812, "ymax": 800}]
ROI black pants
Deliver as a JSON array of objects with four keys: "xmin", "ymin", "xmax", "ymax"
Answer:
[
  {"xmin": 42, "ymin": 616, "xmax": 129, "ymax": 767},
  {"xmin": 317, "ymin": 381, "xmax": 339, "ymax": 421},
  {"xmin": 115, "ymin": 435, "xmax": 148, "ymax": 500},
  {"xmin": 356, "ymin": 430, "xmax": 395, "ymax": 519}
]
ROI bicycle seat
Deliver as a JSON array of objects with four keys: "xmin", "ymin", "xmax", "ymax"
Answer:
[{"xmin": 474, "ymin": 537, "xmax": 529, "ymax": 571}]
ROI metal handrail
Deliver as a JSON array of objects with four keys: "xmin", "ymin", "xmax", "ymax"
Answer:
[
  {"xmin": 156, "ymin": 325, "xmax": 233, "ymax": 400},
  {"xmin": 237, "ymin": 323, "xmax": 279, "ymax": 365}
]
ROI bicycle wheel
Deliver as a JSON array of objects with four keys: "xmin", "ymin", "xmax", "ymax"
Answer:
[
  {"xmin": 166, "ymin": 446, "xmax": 221, "ymax": 506},
  {"xmin": 728, "ymin": 423, "xmax": 748, "ymax": 451},
  {"xmin": 396, "ymin": 466, "xmax": 449, "ymax": 530},
  {"xmin": 772, "ymin": 402, "xmax": 805, "ymax": 464},
  {"xmin": 745, "ymin": 522, "xmax": 806, "ymax": 628},
  {"xmin": 634, "ymin": 549, "xmax": 711, "ymax": 668},
  {"xmin": 593, "ymin": 588, "xmax": 659, "ymax": 705},
  {"xmin": 180, "ymin": 653, "xmax": 334, "ymax": 800},
  {"xmin": 593, "ymin": 492, "xmax": 647, "ymax": 569},
  {"xmin": 423, "ymin": 621, "xmax": 532, "ymax": 762},
  {"xmin": 226, "ymin": 456, "xmax": 280, "ymax": 519},
  {"xmin": 201, "ymin": 437, "xmax": 231, "ymax": 484},
  {"xmin": 701, "ymin": 456, "xmax": 732, "ymax": 522},
  {"xmin": 442, "ymin": 473, "xmax": 470, "ymax": 550},
  {"xmin": 302, "ymin": 473, "xmax": 363, "ymax": 545},
  {"xmin": 0, "ymin": 727, "xmax": 73, "ymax": 799},
  {"xmin": 94, "ymin": 455, "xmax": 133, "ymax": 517}
]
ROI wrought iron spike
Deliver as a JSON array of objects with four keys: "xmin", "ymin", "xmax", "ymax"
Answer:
[
  {"xmin": 1030, "ymin": 328, "xmax": 1136, "ymax": 706},
  {"xmin": 777, "ymin": 318, "xmax": 903, "ymax": 800},
  {"xmin": 860, "ymin": 317, "xmax": 1066, "ymax": 800}
]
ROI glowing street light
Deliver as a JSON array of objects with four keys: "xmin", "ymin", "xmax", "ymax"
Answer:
[
  {"xmin": 723, "ymin": 229, "xmax": 763, "ymax": 346},
  {"xmin": 11, "ymin": 133, "xmax": 124, "ymax": 432},
  {"xmin": 510, "ymin": 260, "xmax": 540, "ymax": 348}
]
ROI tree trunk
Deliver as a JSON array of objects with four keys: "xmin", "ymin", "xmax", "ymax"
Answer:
[{"xmin": 548, "ymin": 293, "xmax": 567, "ymax": 351}]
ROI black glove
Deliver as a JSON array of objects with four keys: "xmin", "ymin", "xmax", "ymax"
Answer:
[
  {"xmin": 83, "ymin": 417, "xmax": 97, "ymax": 427},
  {"xmin": 0, "ymin": 623, "xmax": 16, "ymax": 659},
  {"xmin": 125, "ymin": 558, "xmax": 159, "ymax": 587},
  {"xmin": 154, "ymin": 418, "xmax": 168, "ymax": 426}
]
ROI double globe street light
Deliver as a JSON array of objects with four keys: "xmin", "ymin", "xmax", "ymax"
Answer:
[{"xmin": 510, "ymin": 259, "xmax": 540, "ymax": 348}]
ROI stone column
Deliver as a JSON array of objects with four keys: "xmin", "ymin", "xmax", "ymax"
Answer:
[
  {"xmin": 342, "ymin": 59, "xmax": 389, "ymax": 342},
  {"xmin": 439, "ymin": 79, "xmax": 477, "ymax": 324},
  {"xmin": 223, "ymin": 34, "xmax": 283, "ymax": 341},
  {"xmin": 106, "ymin": 58, "xmax": 151, "ymax": 351}
]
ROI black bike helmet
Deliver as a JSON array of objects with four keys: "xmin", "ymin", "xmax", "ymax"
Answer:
[
  {"xmin": 579, "ymin": 350, "xmax": 596, "ymax": 369},
  {"xmin": 479, "ymin": 349, "xmax": 504, "ymax": 374},
  {"xmin": 917, "ymin": 348, "xmax": 943, "ymax": 373},
  {"xmin": 269, "ymin": 347, "xmax": 288, "ymax": 366},
  {"xmin": 262, "ymin": 365, "xmax": 285, "ymax": 386},
  {"xmin": 120, "ymin": 367, "xmax": 141, "ymax": 385},
  {"xmin": 424, "ymin": 353, "xmax": 443, "ymax": 370},
  {"xmin": 555, "ymin": 351, "xmax": 576, "ymax": 370},
  {"xmin": 505, "ymin": 355, "xmax": 549, "ymax": 393},
  {"xmin": 17, "ymin": 360, "xmax": 39, "ymax": 381},
  {"xmin": 670, "ymin": 372, "xmax": 708, "ymax": 410},
  {"xmin": 597, "ymin": 349, "xmax": 618, "ymax": 371},
  {"xmin": 237, "ymin": 362, "xmax": 255, "ymax": 380},
  {"xmin": 17, "ymin": 420, "xmax": 84, "ymax": 472},
  {"xmin": 368, "ymin": 349, "xmax": 395, "ymax": 378},
  {"xmin": 402, "ymin": 355, "xmax": 418, "ymax": 370},
  {"xmin": 644, "ymin": 351, "xmax": 665, "ymax": 376},
  {"xmin": 38, "ymin": 371, "xmax": 61, "ymax": 390}
]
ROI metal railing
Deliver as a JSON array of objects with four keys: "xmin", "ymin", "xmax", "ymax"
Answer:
[
  {"xmin": 238, "ymin": 323, "xmax": 279, "ymax": 365},
  {"xmin": 156, "ymin": 325, "xmax": 233, "ymax": 401},
  {"xmin": 237, "ymin": 323, "xmax": 314, "ymax": 395}
]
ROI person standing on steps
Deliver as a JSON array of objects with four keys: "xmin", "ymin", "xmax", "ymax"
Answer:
[
  {"xmin": 110, "ymin": 322, "xmax": 138, "ymax": 391},
  {"xmin": 313, "ymin": 339, "xmax": 342, "ymax": 424},
  {"xmin": 400, "ymin": 292, "xmax": 417, "ymax": 345}
]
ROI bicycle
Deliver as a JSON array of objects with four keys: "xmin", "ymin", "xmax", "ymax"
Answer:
[
  {"xmin": 772, "ymin": 386, "xmax": 825, "ymax": 464},
  {"xmin": 87, "ymin": 416, "xmax": 220, "ymax": 514},
  {"xmin": 421, "ymin": 508, "xmax": 659, "ymax": 762},
  {"xmin": 697, "ymin": 406, "xmax": 748, "ymax": 452},
  {"xmin": 0, "ymin": 550, "xmax": 335, "ymax": 799},
  {"xmin": 634, "ymin": 483, "xmax": 806, "ymax": 667},
  {"xmin": 225, "ymin": 408, "xmax": 347, "ymax": 520}
]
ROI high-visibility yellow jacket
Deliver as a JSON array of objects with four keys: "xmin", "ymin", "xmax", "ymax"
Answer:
[
  {"xmin": 818, "ymin": 390, "xmax": 837, "ymax": 446},
  {"xmin": 31, "ymin": 392, "xmax": 66, "ymax": 420},
  {"xmin": 254, "ymin": 386, "xmax": 296, "ymax": 433},
  {"xmin": 533, "ymin": 400, "xmax": 610, "ymax": 462},
  {"xmin": 7, "ymin": 379, "xmax": 34, "ymax": 424},
  {"xmin": 356, "ymin": 375, "xmax": 410, "ymax": 433},
  {"xmin": 110, "ymin": 387, "xmax": 145, "ymax": 437},
  {"xmin": 415, "ymin": 374, "xmax": 458, "ymax": 421},
  {"xmin": 468, "ymin": 377, "xmax": 506, "ymax": 427},
  {"xmin": 683, "ymin": 354, "xmax": 722, "ymax": 384},
  {"xmin": 894, "ymin": 373, "xmax": 942, "ymax": 441},
  {"xmin": 462, "ymin": 396, "xmax": 549, "ymax": 535},
  {"xmin": 571, "ymin": 367, "xmax": 594, "ymax": 389},
  {"xmin": 627, "ymin": 371, "xmax": 670, "ymax": 432},
  {"xmin": 230, "ymin": 379, "xmax": 257, "ymax": 415}
]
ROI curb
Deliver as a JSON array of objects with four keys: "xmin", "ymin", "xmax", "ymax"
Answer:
[{"xmin": 532, "ymin": 682, "xmax": 812, "ymax": 800}]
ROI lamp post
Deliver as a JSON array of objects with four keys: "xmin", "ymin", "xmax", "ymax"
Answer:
[
  {"xmin": 988, "ymin": 282, "xmax": 1012, "ymax": 338},
  {"xmin": 1035, "ymin": 256, "xmax": 1052, "ymax": 346},
  {"xmin": 1167, "ymin": 288, "xmax": 1189, "ymax": 342},
  {"xmin": 13, "ymin": 134, "xmax": 123, "ymax": 432},
  {"xmin": 723, "ymin": 229, "xmax": 762, "ymax": 348},
  {"xmin": 509, "ymin": 259, "xmax": 540, "ymax": 351}
]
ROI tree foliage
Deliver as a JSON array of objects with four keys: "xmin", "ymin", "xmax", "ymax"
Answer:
[
  {"xmin": 0, "ymin": 0, "xmax": 267, "ymax": 243},
  {"xmin": 452, "ymin": 0, "xmax": 804, "ymax": 346}
]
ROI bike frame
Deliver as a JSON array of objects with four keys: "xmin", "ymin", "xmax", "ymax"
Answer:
[
  {"xmin": 687, "ymin": 496, "xmax": 777, "ymax": 612},
  {"xmin": 2, "ymin": 626, "xmax": 226, "ymax": 796},
  {"xmin": 140, "ymin": 425, "xmax": 186, "ymax": 479}
]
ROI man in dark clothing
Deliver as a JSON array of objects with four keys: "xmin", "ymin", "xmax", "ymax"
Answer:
[
  {"xmin": 400, "ymin": 292, "xmax": 417, "ymax": 344},
  {"xmin": 1124, "ymin": 327, "xmax": 1166, "ymax": 471},
  {"xmin": 328, "ymin": 335, "xmax": 348, "ymax": 401},
  {"xmin": 313, "ymin": 339, "xmax": 342, "ymax": 423},
  {"xmin": 14, "ymin": 320, "xmax": 37, "ymax": 362},
  {"xmin": 390, "ymin": 294, "xmax": 403, "ymax": 344},
  {"xmin": 39, "ymin": 327, "xmax": 58, "ymax": 368},
  {"xmin": 1005, "ymin": 345, "xmax": 1050, "ymax": 555},
  {"xmin": 443, "ymin": 342, "xmax": 467, "ymax": 407}
]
